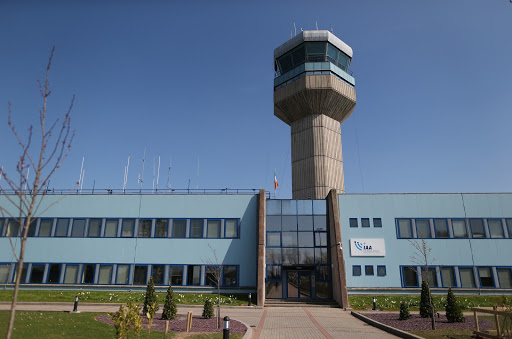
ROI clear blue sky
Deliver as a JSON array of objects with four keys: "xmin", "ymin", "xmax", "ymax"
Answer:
[{"xmin": 1, "ymin": 0, "xmax": 511, "ymax": 197}]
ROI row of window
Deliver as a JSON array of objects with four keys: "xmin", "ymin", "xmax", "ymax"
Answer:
[
  {"xmin": 266, "ymin": 215, "xmax": 327, "ymax": 232},
  {"xmin": 401, "ymin": 266, "xmax": 512, "ymax": 289},
  {"xmin": 353, "ymin": 265, "xmax": 386, "ymax": 276},
  {"xmin": 275, "ymin": 42, "xmax": 351, "ymax": 76},
  {"xmin": 349, "ymin": 218, "xmax": 382, "ymax": 228},
  {"xmin": 0, "ymin": 218, "xmax": 240, "ymax": 239},
  {"xmin": 0, "ymin": 263, "xmax": 239, "ymax": 287},
  {"xmin": 266, "ymin": 199, "xmax": 326, "ymax": 216},
  {"xmin": 396, "ymin": 218, "xmax": 512, "ymax": 239},
  {"xmin": 266, "ymin": 231, "xmax": 327, "ymax": 248},
  {"xmin": 266, "ymin": 247, "xmax": 328, "ymax": 265}
]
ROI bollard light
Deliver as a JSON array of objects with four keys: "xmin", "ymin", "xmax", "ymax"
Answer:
[
  {"xmin": 248, "ymin": 293, "xmax": 252, "ymax": 306},
  {"xmin": 372, "ymin": 297, "xmax": 377, "ymax": 311},
  {"xmin": 223, "ymin": 316, "xmax": 230, "ymax": 339},
  {"xmin": 72, "ymin": 295, "xmax": 79, "ymax": 313}
]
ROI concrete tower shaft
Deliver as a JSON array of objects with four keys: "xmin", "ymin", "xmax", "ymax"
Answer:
[{"xmin": 273, "ymin": 30, "xmax": 356, "ymax": 199}]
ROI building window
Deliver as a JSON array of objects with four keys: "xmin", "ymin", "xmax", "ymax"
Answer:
[
  {"xmin": 82, "ymin": 264, "xmax": 95, "ymax": 284},
  {"xmin": 0, "ymin": 264, "xmax": 11, "ymax": 283},
  {"xmin": 26, "ymin": 220, "xmax": 37, "ymax": 237},
  {"xmin": 349, "ymin": 218, "xmax": 358, "ymax": 228},
  {"xmin": 441, "ymin": 267, "xmax": 456, "ymax": 288},
  {"xmin": 88, "ymin": 219, "xmax": 102, "ymax": 237},
  {"xmin": 353, "ymin": 265, "xmax": 361, "ymax": 276},
  {"xmin": 155, "ymin": 219, "xmax": 168, "ymax": 238},
  {"xmin": 98, "ymin": 265, "xmax": 113, "ymax": 284},
  {"xmin": 416, "ymin": 219, "xmax": 431, "ymax": 238},
  {"xmin": 225, "ymin": 219, "xmax": 238, "ymax": 238},
  {"xmin": 187, "ymin": 265, "xmax": 201, "ymax": 285},
  {"xmin": 223, "ymin": 266, "xmax": 237, "ymax": 286},
  {"xmin": 478, "ymin": 267, "xmax": 495, "ymax": 288},
  {"xmin": 282, "ymin": 232, "xmax": 297, "ymax": 247},
  {"xmin": 459, "ymin": 267, "xmax": 476, "ymax": 288},
  {"xmin": 133, "ymin": 266, "xmax": 148, "ymax": 285},
  {"xmin": 497, "ymin": 268, "xmax": 512, "ymax": 288},
  {"xmin": 266, "ymin": 248, "xmax": 282, "ymax": 264},
  {"xmin": 6, "ymin": 220, "xmax": 20, "ymax": 237},
  {"xmin": 170, "ymin": 266, "xmax": 184, "ymax": 286},
  {"xmin": 452, "ymin": 219, "xmax": 468, "ymax": 238},
  {"xmin": 207, "ymin": 219, "xmax": 221, "ymax": 238},
  {"xmin": 172, "ymin": 220, "xmax": 186, "ymax": 238},
  {"xmin": 266, "ymin": 216, "xmax": 281, "ymax": 231},
  {"xmin": 282, "ymin": 248, "xmax": 298, "ymax": 265},
  {"xmin": 116, "ymin": 265, "xmax": 130, "ymax": 284},
  {"xmin": 373, "ymin": 218, "xmax": 382, "ymax": 228},
  {"xmin": 434, "ymin": 219, "xmax": 449, "ymax": 238},
  {"xmin": 470, "ymin": 219, "xmax": 485, "ymax": 238},
  {"xmin": 152, "ymin": 265, "xmax": 165, "ymax": 285},
  {"xmin": 298, "ymin": 215, "xmax": 313, "ymax": 231},
  {"xmin": 365, "ymin": 265, "xmax": 374, "ymax": 276},
  {"xmin": 0, "ymin": 219, "xmax": 4, "ymax": 237},
  {"xmin": 138, "ymin": 219, "xmax": 152, "ymax": 238},
  {"xmin": 121, "ymin": 219, "xmax": 135, "ymax": 238},
  {"xmin": 488, "ymin": 219, "xmax": 504, "ymax": 238},
  {"xmin": 377, "ymin": 266, "xmax": 386, "ymax": 276},
  {"xmin": 47, "ymin": 264, "xmax": 61, "ymax": 284},
  {"xmin": 267, "ymin": 232, "xmax": 281, "ymax": 247},
  {"xmin": 314, "ymin": 232, "xmax": 327, "ymax": 247},
  {"xmin": 55, "ymin": 219, "xmax": 69, "ymax": 237},
  {"xmin": 29, "ymin": 264, "xmax": 45, "ymax": 283},
  {"xmin": 507, "ymin": 219, "xmax": 512, "ymax": 238},
  {"xmin": 71, "ymin": 219, "xmax": 86, "ymax": 237},
  {"xmin": 282, "ymin": 215, "xmax": 297, "ymax": 231},
  {"xmin": 299, "ymin": 248, "xmax": 315, "ymax": 264},
  {"xmin": 422, "ymin": 267, "xmax": 438, "ymax": 287},
  {"xmin": 313, "ymin": 215, "xmax": 327, "ymax": 231},
  {"xmin": 267, "ymin": 265, "xmax": 281, "ymax": 280},
  {"xmin": 104, "ymin": 219, "xmax": 119, "ymax": 238},
  {"xmin": 315, "ymin": 248, "xmax": 327, "ymax": 264},
  {"xmin": 205, "ymin": 266, "xmax": 218, "ymax": 286},
  {"xmin": 397, "ymin": 219, "xmax": 413, "ymax": 238},
  {"xmin": 190, "ymin": 219, "xmax": 203, "ymax": 238},
  {"xmin": 38, "ymin": 219, "xmax": 53, "ymax": 237},
  {"xmin": 64, "ymin": 265, "xmax": 79, "ymax": 284},
  {"xmin": 403, "ymin": 266, "xmax": 418, "ymax": 287},
  {"xmin": 361, "ymin": 218, "xmax": 370, "ymax": 227}
]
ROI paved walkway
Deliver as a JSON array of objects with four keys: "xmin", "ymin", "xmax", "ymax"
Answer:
[{"xmin": 0, "ymin": 303, "xmax": 399, "ymax": 339}]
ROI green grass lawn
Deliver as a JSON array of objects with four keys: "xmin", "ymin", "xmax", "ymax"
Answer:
[
  {"xmin": 409, "ymin": 329, "xmax": 474, "ymax": 339},
  {"xmin": 0, "ymin": 311, "xmax": 244, "ymax": 339},
  {"xmin": 348, "ymin": 295, "xmax": 511, "ymax": 311},
  {"xmin": 0, "ymin": 290, "xmax": 250, "ymax": 306}
]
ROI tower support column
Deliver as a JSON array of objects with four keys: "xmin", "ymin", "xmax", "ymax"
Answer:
[{"xmin": 291, "ymin": 114, "xmax": 345, "ymax": 199}]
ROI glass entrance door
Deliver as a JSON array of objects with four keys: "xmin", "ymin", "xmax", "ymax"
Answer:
[{"xmin": 286, "ymin": 270, "xmax": 312, "ymax": 299}]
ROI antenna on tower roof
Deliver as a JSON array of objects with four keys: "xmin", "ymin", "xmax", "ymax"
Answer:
[
  {"xmin": 156, "ymin": 156, "xmax": 160, "ymax": 192},
  {"xmin": 330, "ymin": 24, "xmax": 333, "ymax": 33},
  {"xmin": 316, "ymin": 20, "xmax": 318, "ymax": 30},
  {"xmin": 123, "ymin": 156, "xmax": 130, "ymax": 192},
  {"xmin": 293, "ymin": 22, "xmax": 296, "ymax": 36},
  {"xmin": 166, "ymin": 158, "xmax": 172, "ymax": 191},
  {"xmin": 78, "ymin": 156, "xmax": 85, "ymax": 193},
  {"xmin": 139, "ymin": 147, "xmax": 146, "ymax": 191}
]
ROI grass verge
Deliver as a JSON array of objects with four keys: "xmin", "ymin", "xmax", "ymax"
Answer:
[
  {"xmin": 0, "ymin": 311, "xmax": 244, "ymax": 339},
  {"xmin": 0, "ymin": 290, "xmax": 249, "ymax": 306}
]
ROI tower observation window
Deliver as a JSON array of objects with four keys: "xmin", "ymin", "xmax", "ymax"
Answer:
[{"xmin": 276, "ymin": 42, "xmax": 351, "ymax": 75}]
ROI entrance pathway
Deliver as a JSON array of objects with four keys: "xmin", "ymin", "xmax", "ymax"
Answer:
[{"xmin": 0, "ymin": 303, "xmax": 400, "ymax": 338}]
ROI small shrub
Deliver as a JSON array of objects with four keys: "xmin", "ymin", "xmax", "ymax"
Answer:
[
  {"xmin": 445, "ymin": 287, "xmax": 464, "ymax": 323},
  {"xmin": 420, "ymin": 280, "xmax": 433, "ymax": 318},
  {"xmin": 161, "ymin": 285, "xmax": 178, "ymax": 320},
  {"xmin": 143, "ymin": 276, "xmax": 158, "ymax": 315},
  {"xmin": 399, "ymin": 301, "xmax": 411, "ymax": 320},
  {"xmin": 202, "ymin": 298, "xmax": 214, "ymax": 319},
  {"xmin": 109, "ymin": 302, "xmax": 143, "ymax": 339}
]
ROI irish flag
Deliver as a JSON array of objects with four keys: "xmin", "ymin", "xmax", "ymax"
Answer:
[{"xmin": 274, "ymin": 169, "xmax": 278, "ymax": 190}]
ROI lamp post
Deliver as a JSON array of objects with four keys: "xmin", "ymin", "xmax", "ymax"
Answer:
[{"xmin": 223, "ymin": 316, "xmax": 230, "ymax": 339}]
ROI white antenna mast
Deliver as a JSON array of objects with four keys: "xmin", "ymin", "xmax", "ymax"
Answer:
[
  {"xmin": 0, "ymin": 166, "xmax": 3, "ymax": 182},
  {"xmin": 78, "ymin": 156, "xmax": 85, "ymax": 191},
  {"xmin": 293, "ymin": 22, "xmax": 296, "ymax": 36},
  {"xmin": 156, "ymin": 156, "xmax": 161, "ymax": 192},
  {"xmin": 316, "ymin": 20, "xmax": 318, "ymax": 30},
  {"xmin": 166, "ymin": 159, "xmax": 172, "ymax": 191},
  {"xmin": 24, "ymin": 167, "xmax": 30, "ymax": 192},
  {"xmin": 123, "ymin": 156, "xmax": 130, "ymax": 192},
  {"xmin": 139, "ymin": 147, "xmax": 146, "ymax": 191},
  {"xmin": 152, "ymin": 157, "xmax": 156, "ymax": 193},
  {"xmin": 80, "ymin": 170, "xmax": 85, "ymax": 192}
]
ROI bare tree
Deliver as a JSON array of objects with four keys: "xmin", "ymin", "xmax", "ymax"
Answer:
[
  {"xmin": 409, "ymin": 239, "xmax": 437, "ymax": 330},
  {"xmin": 0, "ymin": 46, "xmax": 75, "ymax": 339},
  {"xmin": 203, "ymin": 244, "xmax": 223, "ymax": 328}
]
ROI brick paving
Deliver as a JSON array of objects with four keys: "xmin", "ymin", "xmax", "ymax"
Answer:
[{"xmin": 0, "ymin": 302, "xmax": 400, "ymax": 338}]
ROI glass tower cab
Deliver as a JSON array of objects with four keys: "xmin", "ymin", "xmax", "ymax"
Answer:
[{"xmin": 274, "ymin": 30, "xmax": 355, "ymax": 90}]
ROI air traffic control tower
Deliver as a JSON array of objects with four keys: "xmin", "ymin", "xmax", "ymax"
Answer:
[{"xmin": 274, "ymin": 31, "xmax": 356, "ymax": 199}]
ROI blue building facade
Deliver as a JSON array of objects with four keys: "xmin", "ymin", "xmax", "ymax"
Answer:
[{"xmin": 1, "ymin": 191, "xmax": 511, "ymax": 306}]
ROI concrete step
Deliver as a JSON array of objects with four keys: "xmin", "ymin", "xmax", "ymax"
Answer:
[{"xmin": 264, "ymin": 299, "xmax": 340, "ymax": 308}]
